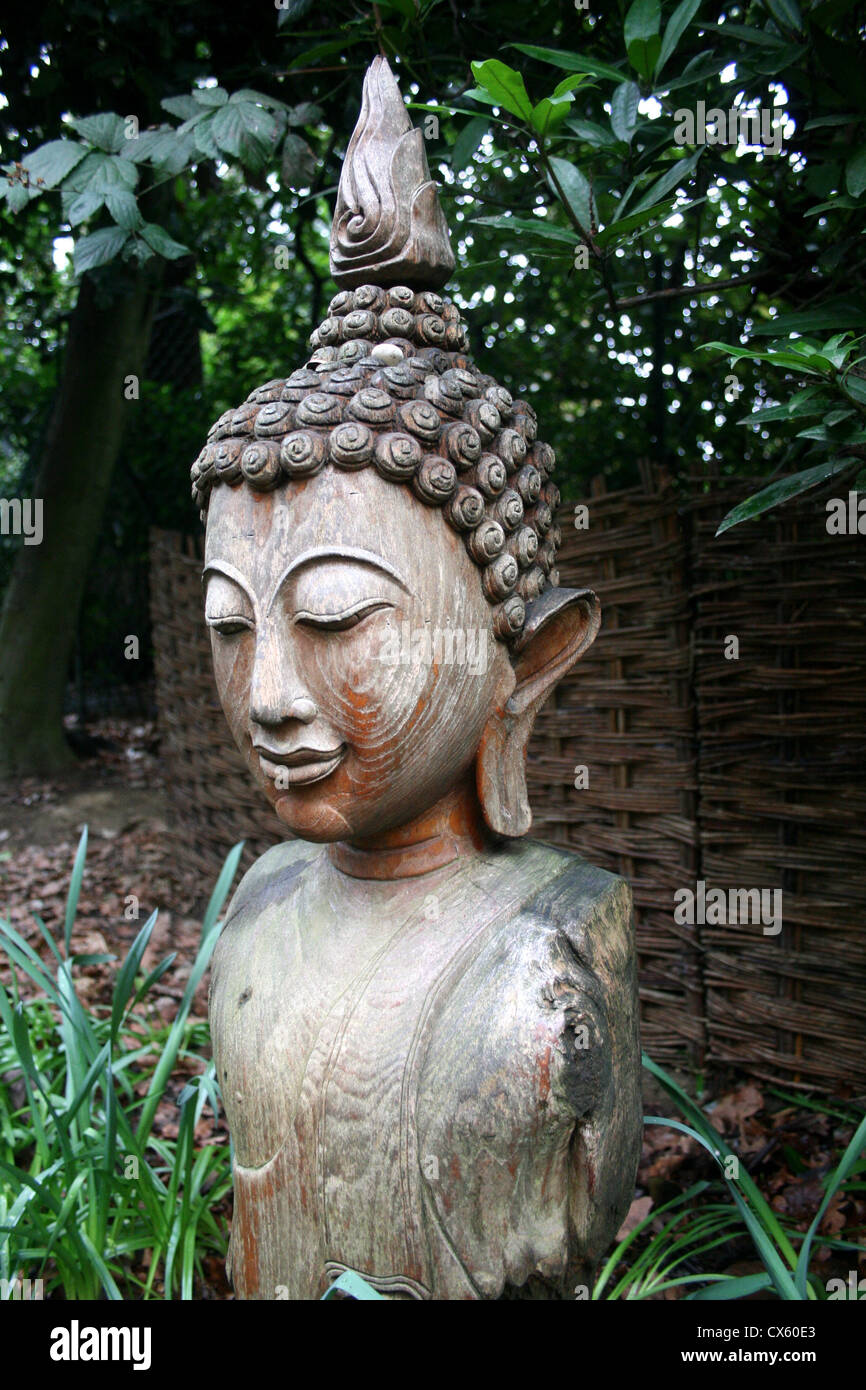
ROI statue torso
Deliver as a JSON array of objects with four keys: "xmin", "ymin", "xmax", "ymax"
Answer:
[{"xmin": 209, "ymin": 838, "xmax": 640, "ymax": 1300}]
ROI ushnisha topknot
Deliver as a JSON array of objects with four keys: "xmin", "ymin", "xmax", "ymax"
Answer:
[{"xmin": 191, "ymin": 59, "xmax": 562, "ymax": 646}]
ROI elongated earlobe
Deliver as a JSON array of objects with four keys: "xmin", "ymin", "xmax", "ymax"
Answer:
[{"xmin": 476, "ymin": 587, "xmax": 600, "ymax": 836}]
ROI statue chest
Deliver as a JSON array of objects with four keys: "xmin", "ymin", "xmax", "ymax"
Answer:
[{"xmin": 209, "ymin": 890, "xmax": 498, "ymax": 1299}]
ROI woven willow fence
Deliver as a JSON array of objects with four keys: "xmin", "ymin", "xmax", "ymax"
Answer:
[{"xmin": 149, "ymin": 465, "xmax": 866, "ymax": 1091}]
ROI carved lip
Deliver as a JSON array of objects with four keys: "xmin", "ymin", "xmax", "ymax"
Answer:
[{"xmin": 254, "ymin": 743, "xmax": 345, "ymax": 786}]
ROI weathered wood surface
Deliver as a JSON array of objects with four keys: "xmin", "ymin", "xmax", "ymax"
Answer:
[
  {"xmin": 210, "ymin": 837, "xmax": 640, "ymax": 1300},
  {"xmin": 199, "ymin": 54, "xmax": 641, "ymax": 1300},
  {"xmin": 330, "ymin": 56, "xmax": 455, "ymax": 289}
]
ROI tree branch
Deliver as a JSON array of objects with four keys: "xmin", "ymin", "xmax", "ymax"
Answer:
[{"xmin": 614, "ymin": 269, "xmax": 770, "ymax": 310}]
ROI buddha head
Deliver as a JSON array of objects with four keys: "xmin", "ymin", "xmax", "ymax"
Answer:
[{"xmin": 193, "ymin": 57, "xmax": 599, "ymax": 857}]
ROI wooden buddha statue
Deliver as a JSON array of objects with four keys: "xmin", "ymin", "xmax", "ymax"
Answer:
[{"xmin": 194, "ymin": 55, "xmax": 641, "ymax": 1301}]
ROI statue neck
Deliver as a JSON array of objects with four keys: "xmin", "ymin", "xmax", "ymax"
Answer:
[{"xmin": 328, "ymin": 773, "xmax": 492, "ymax": 880}]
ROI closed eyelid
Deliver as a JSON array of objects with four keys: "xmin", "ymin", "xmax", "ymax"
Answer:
[
  {"xmin": 206, "ymin": 611, "xmax": 254, "ymax": 625},
  {"xmin": 294, "ymin": 598, "xmax": 393, "ymax": 628}
]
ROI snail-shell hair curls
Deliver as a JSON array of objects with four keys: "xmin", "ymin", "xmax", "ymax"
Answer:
[{"xmin": 193, "ymin": 288, "xmax": 559, "ymax": 645}]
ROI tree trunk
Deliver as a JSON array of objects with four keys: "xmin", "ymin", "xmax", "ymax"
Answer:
[{"xmin": 0, "ymin": 266, "xmax": 160, "ymax": 776}]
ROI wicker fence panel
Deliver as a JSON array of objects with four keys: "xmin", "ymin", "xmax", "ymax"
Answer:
[
  {"xmin": 149, "ymin": 529, "xmax": 285, "ymax": 882},
  {"xmin": 149, "ymin": 466, "xmax": 866, "ymax": 1091},
  {"xmin": 526, "ymin": 465, "xmax": 703, "ymax": 1067},
  {"xmin": 689, "ymin": 475, "xmax": 866, "ymax": 1090}
]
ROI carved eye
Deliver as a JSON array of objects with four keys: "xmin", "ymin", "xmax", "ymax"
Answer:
[
  {"xmin": 294, "ymin": 599, "xmax": 393, "ymax": 632},
  {"xmin": 207, "ymin": 615, "xmax": 254, "ymax": 637}
]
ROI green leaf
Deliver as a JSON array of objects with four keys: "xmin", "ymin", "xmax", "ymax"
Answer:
[
  {"xmin": 68, "ymin": 188, "xmax": 106, "ymax": 226},
  {"xmin": 140, "ymin": 222, "xmax": 189, "ymax": 259},
  {"xmin": 212, "ymin": 102, "xmax": 282, "ymax": 171},
  {"xmin": 548, "ymin": 156, "xmax": 594, "ymax": 233},
  {"xmin": 806, "ymin": 195, "xmax": 861, "ymax": 216},
  {"xmin": 795, "ymin": 1114, "xmax": 866, "ymax": 1296},
  {"xmin": 656, "ymin": 0, "xmax": 702, "ymax": 79},
  {"xmin": 610, "ymin": 81, "xmax": 640, "ymax": 144},
  {"xmin": 120, "ymin": 127, "xmax": 196, "ymax": 177},
  {"xmin": 629, "ymin": 151, "xmax": 700, "ymax": 216},
  {"xmin": 764, "ymin": 0, "xmax": 802, "ymax": 32},
  {"xmin": 281, "ymin": 133, "xmax": 316, "ymax": 188},
  {"xmin": 105, "ymin": 189, "xmax": 142, "ymax": 231},
  {"xmin": 287, "ymin": 101, "xmax": 323, "ymax": 126},
  {"xmin": 120, "ymin": 127, "xmax": 174, "ymax": 164},
  {"xmin": 470, "ymin": 60, "xmax": 534, "ymax": 123},
  {"xmin": 629, "ymin": 34, "xmax": 661, "ymax": 79},
  {"xmin": 109, "ymin": 911, "xmax": 159, "ymax": 1043},
  {"xmin": 73, "ymin": 226, "xmax": 129, "ymax": 275},
  {"xmin": 2, "ymin": 180, "xmax": 31, "ymax": 212},
  {"xmin": 595, "ymin": 197, "xmax": 680, "ymax": 248},
  {"xmin": 161, "ymin": 95, "xmax": 202, "ymax": 121},
  {"xmin": 795, "ymin": 424, "xmax": 837, "ymax": 441},
  {"xmin": 552, "ymin": 74, "xmax": 596, "ymax": 99},
  {"xmin": 565, "ymin": 118, "xmax": 619, "ymax": 147},
  {"xmin": 191, "ymin": 117, "xmax": 221, "ymax": 161},
  {"xmin": 698, "ymin": 341, "xmax": 834, "ymax": 375},
  {"xmin": 286, "ymin": 35, "xmax": 367, "ymax": 68},
  {"xmin": 804, "ymin": 114, "xmax": 858, "ymax": 130},
  {"xmin": 68, "ymin": 113, "xmax": 127, "ymax": 154},
  {"xmin": 509, "ymin": 44, "xmax": 627, "ymax": 85},
  {"xmin": 63, "ymin": 826, "xmax": 88, "ymax": 954},
  {"xmin": 229, "ymin": 89, "xmax": 289, "ymax": 112},
  {"xmin": 63, "ymin": 151, "xmax": 138, "ymax": 195},
  {"xmin": 715, "ymin": 459, "xmax": 858, "ymax": 534},
  {"xmin": 702, "ymin": 21, "xmax": 782, "ymax": 47},
  {"xmin": 845, "ymin": 148, "xmax": 866, "ymax": 199},
  {"xmin": 687, "ymin": 1273, "xmax": 774, "ymax": 1300},
  {"xmin": 625, "ymin": 0, "xmax": 660, "ymax": 45},
  {"xmin": 818, "ymin": 333, "xmax": 854, "ymax": 370},
  {"xmin": 625, "ymin": 0, "xmax": 662, "ymax": 78},
  {"xmin": 194, "ymin": 86, "xmax": 229, "ymax": 108},
  {"xmin": 787, "ymin": 385, "xmax": 828, "ymax": 412},
  {"xmin": 407, "ymin": 102, "xmax": 510, "ymax": 128},
  {"xmin": 454, "ymin": 87, "xmax": 502, "ymax": 109},
  {"xmin": 472, "ymin": 214, "xmax": 579, "ymax": 244},
  {"xmin": 18, "ymin": 139, "xmax": 89, "ymax": 191},
  {"xmin": 451, "ymin": 116, "xmax": 487, "ymax": 172},
  {"xmin": 748, "ymin": 41, "xmax": 804, "ymax": 76},
  {"xmin": 530, "ymin": 98, "xmax": 573, "ymax": 137},
  {"xmin": 842, "ymin": 372, "xmax": 866, "ymax": 406},
  {"xmin": 750, "ymin": 307, "xmax": 866, "ymax": 336},
  {"xmin": 738, "ymin": 393, "xmax": 829, "ymax": 425}
]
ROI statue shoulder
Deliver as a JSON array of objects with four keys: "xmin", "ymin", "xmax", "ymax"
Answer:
[
  {"xmin": 221, "ymin": 837, "xmax": 321, "ymax": 926},
  {"xmin": 417, "ymin": 843, "xmax": 632, "ymax": 1137},
  {"xmin": 484, "ymin": 837, "xmax": 632, "ymax": 968},
  {"xmin": 414, "ymin": 842, "xmax": 640, "ymax": 1292}
]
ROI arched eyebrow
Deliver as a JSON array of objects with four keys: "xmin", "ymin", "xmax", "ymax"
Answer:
[
  {"xmin": 201, "ymin": 561, "xmax": 256, "ymax": 609},
  {"xmin": 202, "ymin": 547, "xmax": 411, "ymax": 620},
  {"xmin": 270, "ymin": 547, "xmax": 411, "ymax": 610}
]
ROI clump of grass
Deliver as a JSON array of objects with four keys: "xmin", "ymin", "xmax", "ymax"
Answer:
[
  {"xmin": 0, "ymin": 827, "xmax": 241, "ymax": 1300},
  {"xmin": 592, "ymin": 1055, "xmax": 866, "ymax": 1300}
]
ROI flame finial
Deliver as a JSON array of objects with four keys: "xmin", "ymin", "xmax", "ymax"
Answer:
[{"xmin": 330, "ymin": 56, "xmax": 455, "ymax": 289}]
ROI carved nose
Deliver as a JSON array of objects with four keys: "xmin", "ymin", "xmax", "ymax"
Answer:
[
  {"xmin": 250, "ymin": 690, "xmax": 318, "ymax": 728},
  {"xmin": 249, "ymin": 620, "xmax": 318, "ymax": 728},
  {"xmin": 288, "ymin": 696, "xmax": 317, "ymax": 723}
]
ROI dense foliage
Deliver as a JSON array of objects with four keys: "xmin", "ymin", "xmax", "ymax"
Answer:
[{"xmin": 1, "ymin": 0, "xmax": 865, "ymax": 699}]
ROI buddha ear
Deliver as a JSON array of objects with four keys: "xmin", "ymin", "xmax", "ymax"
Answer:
[{"xmin": 476, "ymin": 587, "xmax": 600, "ymax": 837}]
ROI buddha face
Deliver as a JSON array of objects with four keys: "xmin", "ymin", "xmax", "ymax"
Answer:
[{"xmin": 203, "ymin": 468, "xmax": 515, "ymax": 843}]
